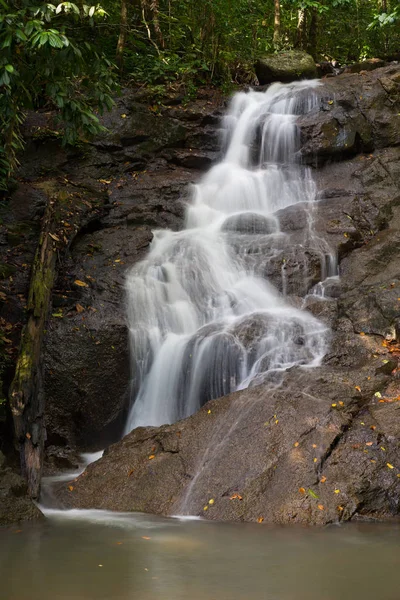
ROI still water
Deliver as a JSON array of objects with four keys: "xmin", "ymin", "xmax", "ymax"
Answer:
[{"xmin": 1, "ymin": 511, "xmax": 400, "ymax": 600}]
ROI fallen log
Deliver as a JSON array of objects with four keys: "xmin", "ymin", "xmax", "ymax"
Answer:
[{"xmin": 9, "ymin": 198, "xmax": 58, "ymax": 498}]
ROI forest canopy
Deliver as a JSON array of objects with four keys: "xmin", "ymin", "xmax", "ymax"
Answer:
[{"xmin": 1, "ymin": 0, "xmax": 399, "ymax": 190}]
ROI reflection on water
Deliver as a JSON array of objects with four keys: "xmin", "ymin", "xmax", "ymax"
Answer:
[{"xmin": 1, "ymin": 512, "xmax": 400, "ymax": 600}]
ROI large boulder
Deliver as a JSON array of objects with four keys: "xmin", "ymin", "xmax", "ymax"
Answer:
[
  {"xmin": 255, "ymin": 51, "xmax": 317, "ymax": 84},
  {"xmin": 298, "ymin": 66, "xmax": 400, "ymax": 165},
  {"xmin": 55, "ymin": 362, "xmax": 400, "ymax": 525}
]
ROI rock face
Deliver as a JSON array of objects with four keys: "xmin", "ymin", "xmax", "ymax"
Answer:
[
  {"xmin": 8, "ymin": 66, "xmax": 400, "ymax": 525},
  {"xmin": 255, "ymin": 51, "xmax": 317, "ymax": 84},
  {"xmin": 0, "ymin": 453, "xmax": 43, "ymax": 526},
  {"xmin": 13, "ymin": 89, "xmax": 224, "ymax": 457},
  {"xmin": 56, "ymin": 365, "xmax": 399, "ymax": 525},
  {"xmin": 298, "ymin": 67, "xmax": 400, "ymax": 165},
  {"xmin": 52, "ymin": 64, "xmax": 400, "ymax": 525}
]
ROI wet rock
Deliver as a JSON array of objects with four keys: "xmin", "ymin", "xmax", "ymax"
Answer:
[
  {"xmin": 56, "ymin": 365, "xmax": 400, "ymax": 525},
  {"xmin": 344, "ymin": 58, "xmax": 385, "ymax": 74},
  {"xmin": 45, "ymin": 318, "xmax": 131, "ymax": 451},
  {"xmin": 170, "ymin": 150, "xmax": 216, "ymax": 170},
  {"xmin": 298, "ymin": 66, "xmax": 400, "ymax": 164},
  {"xmin": 222, "ymin": 213, "xmax": 278, "ymax": 235},
  {"xmin": 255, "ymin": 51, "xmax": 317, "ymax": 85},
  {"xmin": 37, "ymin": 89, "xmax": 225, "ymax": 455},
  {"xmin": 303, "ymin": 295, "xmax": 338, "ymax": 328},
  {"xmin": 0, "ymin": 459, "xmax": 43, "ymax": 526},
  {"xmin": 316, "ymin": 61, "xmax": 336, "ymax": 77}
]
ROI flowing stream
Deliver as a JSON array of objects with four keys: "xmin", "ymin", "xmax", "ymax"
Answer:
[{"xmin": 125, "ymin": 80, "xmax": 334, "ymax": 431}]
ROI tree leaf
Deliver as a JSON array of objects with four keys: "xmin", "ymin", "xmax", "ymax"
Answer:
[{"xmin": 308, "ymin": 489, "xmax": 319, "ymax": 499}]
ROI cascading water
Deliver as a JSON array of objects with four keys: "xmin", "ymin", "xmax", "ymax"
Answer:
[{"xmin": 125, "ymin": 80, "xmax": 334, "ymax": 432}]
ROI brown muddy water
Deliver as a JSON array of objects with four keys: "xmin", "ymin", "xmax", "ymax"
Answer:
[{"xmin": 1, "ymin": 510, "xmax": 400, "ymax": 600}]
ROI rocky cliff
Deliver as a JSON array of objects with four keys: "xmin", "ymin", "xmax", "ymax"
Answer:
[{"xmin": 3, "ymin": 65, "xmax": 400, "ymax": 525}]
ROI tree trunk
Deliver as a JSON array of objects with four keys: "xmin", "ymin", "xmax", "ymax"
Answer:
[
  {"xmin": 273, "ymin": 0, "xmax": 281, "ymax": 49},
  {"xmin": 296, "ymin": 8, "xmax": 306, "ymax": 49},
  {"xmin": 150, "ymin": 0, "xmax": 165, "ymax": 49},
  {"xmin": 9, "ymin": 201, "xmax": 58, "ymax": 499},
  {"xmin": 116, "ymin": 0, "xmax": 128, "ymax": 70},
  {"xmin": 307, "ymin": 8, "xmax": 318, "ymax": 59}
]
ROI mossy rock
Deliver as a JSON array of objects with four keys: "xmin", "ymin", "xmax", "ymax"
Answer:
[{"xmin": 255, "ymin": 50, "xmax": 318, "ymax": 85}]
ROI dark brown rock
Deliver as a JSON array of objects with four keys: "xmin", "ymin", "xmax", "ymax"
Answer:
[
  {"xmin": 298, "ymin": 66, "xmax": 400, "ymax": 165},
  {"xmin": 0, "ymin": 454, "xmax": 43, "ymax": 526},
  {"xmin": 55, "ymin": 364, "xmax": 400, "ymax": 525}
]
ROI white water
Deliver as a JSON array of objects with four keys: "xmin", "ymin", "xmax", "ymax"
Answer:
[{"xmin": 125, "ymin": 80, "xmax": 334, "ymax": 432}]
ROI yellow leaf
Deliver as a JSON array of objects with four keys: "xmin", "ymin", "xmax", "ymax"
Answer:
[
  {"xmin": 359, "ymin": 332, "xmax": 366, "ymax": 336},
  {"xmin": 208, "ymin": 499, "xmax": 214, "ymax": 505},
  {"xmin": 230, "ymin": 493, "xmax": 243, "ymax": 500},
  {"xmin": 294, "ymin": 442, "xmax": 299, "ymax": 447},
  {"xmin": 339, "ymin": 401, "xmax": 344, "ymax": 406},
  {"xmin": 257, "ymin": 517, "xmax": 264, "ymax": 523},
  {"xmin": 328, "ymin": 100, "xmax": 334, "ymax": 105},
  {"xmin": 334, "ymin": 489, "xmax": 340, "ymax": 494},
  {"xmin": 331, "ymin": 403, "xmax": 337, "ymax": 408},
  {"xmin": 381, "ymin": 447, "xmax": 386, "ymax": 452},
  {"xmin": 275, "ymin": 420, "xmax": 279, "ymax": 424},
  {"xmin": 337, "ymin": 505, "xmax": 344, "ymax": 512},
  {"xmin": 207, "ymin": 409, "xmax": 211, "ymax": 414},
  {"xmin": 387, "ymin": 463, "xmax": 394, "ymax": 469},
  {"xmin": 313, "ymin": 458, "xmax": 317, "ymax": 463},
  {"xmin": 318, "ymin": 504, "xmax": 324, "ymax": 510},
  {"xmin": 203, "ymin": 506, "xmax": 208, "ymax": 511},
  {"xmin": 121, "ymin": 114, "xmax": 127, "ymax": 119},
  {"xmin": 148, "ymin": 455, "xmax": 155, "ymax": 460},
  {"xmin": 299, "ymin": 487, "xmax": 306, "ymax": 494},
  {"xmin": 320, "ymin": 476, "xmax": 327, "ymax": 483},
  {"xmin": 74, "ymin": 280, "xmax": 88, "ymax": 287},
  {"xmin": 68, "ymin": 485, "xmax": 74, "ymax": 492},
  {"xmin": 355, "ymin": 386, "xmax": 361, "ymax": 392}
]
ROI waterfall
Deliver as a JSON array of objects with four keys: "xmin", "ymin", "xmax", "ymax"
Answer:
[{"xmin": 125, "ymin": 80, "xmax": 333, "ymax": 432}]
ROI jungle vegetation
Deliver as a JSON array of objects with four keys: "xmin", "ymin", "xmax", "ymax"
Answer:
[{"xmin": 1, "ymin": 0, "xmax": 399, "ymax": 190}]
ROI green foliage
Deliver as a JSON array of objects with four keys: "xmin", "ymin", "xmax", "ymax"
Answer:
[
  {"xmin": 0, "ymin": 1, "xmax": 118, "ymax": 190},
  {"xmin": 1, "ymin": 0, "xmax": 399, "ymax": 190},
  {"xmin": 368, "ymin": 3, "xmax": 400, "ymax": 29},
  {"xmin": 111, "ymin": 0, "xmax": 400, "ymax": 89}
]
